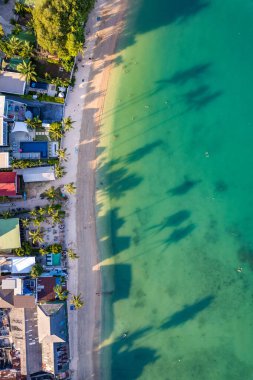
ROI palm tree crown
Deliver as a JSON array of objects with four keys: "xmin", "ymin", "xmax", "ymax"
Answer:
[{"xmin": 17, "ymin": 60, "xmax": 37, "ymax": 83}]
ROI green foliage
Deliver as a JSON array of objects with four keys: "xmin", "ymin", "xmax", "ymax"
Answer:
[
  {"xmin": 67, "ymin": 248, "xmax": 79, "ymax": 259},
  {"xmin": 17, "ymin": 60, "xmax": 37, "ymax": 82},
  {"xmin": 30, "ymin": 263, "xmax": 43, "ymax": 278},
  {"xmin": 48, "ymin": 243, "xmax": 62, "ymax": 254},
  {"xmin": 71, "ymin": 293, "xmax": 84, "ymax": 310},
  {"xmin": 49, "ymin": 122, "xmax": 63, "ymax": 141},
  {"xmin": 28, "ymin": 228, "xmax": 44, "ymax": 245},
  {"xmin": 0, "ymin": 24, "xmax": 4, "ymax": 39},
  {"xmin": 14, "ymin": 242, "xmax": 33, "ymax": 256},
  {"xmin": 32, "ymin": 0, "xmax": 90, "ymax": 60},
  {"xmin": 63, "ymin": 116, "xmax": 75, "ymax": 132},
  {"xmin": 64, "ymin": 182, "xmax": 76, "ymax": 194},
  {"xmin": 54, "ymin": 285, "xmax": 68, "ymax": 301}
]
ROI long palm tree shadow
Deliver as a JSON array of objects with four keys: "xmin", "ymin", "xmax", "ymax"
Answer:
[
  {"xmin": 160, "ymin": 63, "xmax": 211, "ymax": 86},
  {"xmin": 148, "ymin": 210, "xmax": 192, "ymax": 232},
  {"xmin": 161, "ymin": 295, "xmax": 215, "ymax": 329}
]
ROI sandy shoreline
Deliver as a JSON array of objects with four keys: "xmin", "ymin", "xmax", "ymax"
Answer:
[{"xmin": 63, "ymin": 0, "xmax": 127, "ymax": 379}]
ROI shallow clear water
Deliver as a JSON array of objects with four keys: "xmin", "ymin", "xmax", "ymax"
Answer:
[{"xmin": 98, "ymin": 0, "xmax": 253, "ymax": 379}]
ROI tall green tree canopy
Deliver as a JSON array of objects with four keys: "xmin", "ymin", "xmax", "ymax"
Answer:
[{"xmin": 32, "ymin": 0, "xmax": 91, "ymax": 60}]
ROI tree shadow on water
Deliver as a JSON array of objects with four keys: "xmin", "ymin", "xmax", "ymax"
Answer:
[
  {"xmin": 106, "ymin": 167, "xmax": 143, "ymax": 199},
  {"xmin": 162, "ymin": 63, "xmax": 211, "ymax": 86},
  {"xmin": 182, "ymin": 85, "xmax": 222, "ymax": 110},
  {"xmin": 125, "ymin": 140, "xmax": 163, "ymax": 164},
  {"xmin": 161, "ymin": 295, "xmax": 215, "ymax": 329},
  {"xmin": 101, "ymin": 326, "xmax": 159, "ymax": 380},
  {"xmin": 164, "ymin": 223, "xmax": 196, "ymax": 245},
  {"xmin": 168, "ymin": 177, "xmax": 201, "ymax": 196},
  {"xmin": 149, "ymin": 210, "xmax": 191, "ymax": 232}
]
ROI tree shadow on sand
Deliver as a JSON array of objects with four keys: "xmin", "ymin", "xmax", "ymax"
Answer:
[{"xmin": 161, "ymin": 295, "xmax": 215, "ymax": 329}]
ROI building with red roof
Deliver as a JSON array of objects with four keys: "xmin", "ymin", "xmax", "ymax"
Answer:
[{"xmin": 0, "ymin": 172, "xmax": 21, "ymax": 197}]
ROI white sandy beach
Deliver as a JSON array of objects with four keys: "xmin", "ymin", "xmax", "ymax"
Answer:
[{"xmin": 62, "ymin": 0, "xmax": 127, "ymax": 379}]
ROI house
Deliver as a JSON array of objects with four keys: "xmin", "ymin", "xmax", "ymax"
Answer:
[
  {"xmin": 0, "ymin": 218, "xmax": 21, "ymax": 251},
  {"xmin": 0, "ymin": 172, "xmax": 22, "ymax": 197},
  {"xmin": 0, "ymin": 71, "xmax": 26, "ymax": 95},
  {"xmin": 0, "ymin": 277, "xmax": 36, "ymax": 308},
  {"xmin": 15, "ymin": 166, "xmax": 56, "ymax": 182},
  {"xmin": 37, "ymin": 303, "xmax": 69, "ymax": 377},
  {"xmin": 37, "ymin": 276, "xmax": 58, "ymax": 303}
]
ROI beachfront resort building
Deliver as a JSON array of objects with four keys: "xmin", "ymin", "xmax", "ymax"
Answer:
[{"xmin": 0, "ymin": 218, "xmax": 21, "ymax": 252}]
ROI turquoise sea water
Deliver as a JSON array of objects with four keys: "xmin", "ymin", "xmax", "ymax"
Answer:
[{"xmin": 98, "ymin": 1, "xmax": 253, "ymax": 379}]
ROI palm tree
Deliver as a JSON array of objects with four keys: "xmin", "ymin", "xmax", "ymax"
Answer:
[
  {"xmin": 49, "ymin": 243, "xmax": 62, "ymax": 254},
  {"xmin": 21, "ymin": 218, "xmax": 30, "ymax": 228},
  {"xmin": 33, "ymin": 218, "xmax": 42, "ymax": 227},
  {"xmin": 67, "ymin": 248, "xmax": 79, "ymax": 260},
  {"xmin": 29, "ymin": 229, "xmax": 44, "ymax": 245},
  {"xmin": 30, "ymin": 263, "xmax": 43, "ymax": 278},
  {"xmin": 51, "ymin": 211, "xmax": 63, "ymax": 224},
  {"xmin": 43, "ymin": 186, "xmax": 57, "ymax": 201},
  {"xmin": 63, "ymin": 116, "xmax": 75, "ymax": 132},
  {"xmin": 49, "ymin": 122, "xmax": 63, "ymax": 140},
  {"xmin": 55, "ymin": 164, "xmax": 65, "ymax": 179},
  {"xmin": 17, "ymin": 60, "xmax": 37, "ymax": 83},
  {"xmin": 1, "ymin": 210, "xmax": 12, "ymax": 219},
  {"xmin": 64, "ymin": 182, "xmax": 76, "ymax": 194},
  {"xmin": 6, "ymin": 36, "xmax": 22, "ymax": 57},
  {"xmin": 29, "ymin": 209, "xmax": 38, "ymax": 218},
  {"xmin": 70, "ymin": 294, "xmax": 84, "ymax": 310},
  {"xmin": 39, "ymin": 247, "xmax": 48, "ymax": 256},
  {"xmin": 37, "ymin": 207, "xmax": 46, "ymax": 216},
  {"xmin": 26, "ymin": 116, "xmax": 42, "ymax": 129},
  {"xmin": 57, "ymin": 148, "xmax": 68, "ymax": 161},
  {"xmin": 20, "ymin": 41, "xmax": 33, "ymax": 59},
  {"xmin": 54, "ymin": 285, "xmax": 69, "ymax": 301}
]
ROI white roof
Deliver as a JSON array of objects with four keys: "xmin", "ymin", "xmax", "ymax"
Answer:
[
  {"xmin": 11, "ymin": 257, "xmax": 35, "ymax": 274},
  {"xmin": 15, "ymin": 166, "xmax": 55, "ymax": 182},
  {"xmin": 12, "ymin": 121, "xmax": 29, "ymax": 134},
  {"xmin": 2, "ymin": 278, "xmax": 16, "ymax": 289},
  {"xmin": 0, "ymin": 152, "xmax": 9, "ymax": 168},
  {"xmin": 0, "ymin": 71, "xmax": 26, "ymax": 95}
]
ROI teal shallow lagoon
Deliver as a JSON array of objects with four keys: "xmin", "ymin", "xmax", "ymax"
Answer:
[{"xmin": 98, "ymin": 0, "xmax": 253, "ymax": 379}]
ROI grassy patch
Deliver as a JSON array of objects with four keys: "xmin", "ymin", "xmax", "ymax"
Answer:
[{"xmin": 35, "ymin": 134, "xmax": 48, "ymax": 141}]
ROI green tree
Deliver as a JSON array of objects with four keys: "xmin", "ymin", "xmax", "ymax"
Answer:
[
  {"xmin": 20, "ymin": 41, "xmax": 33, "ymax": 59},
  {"xmin": 67, "ymin": 248, "xmax": 79, "ymax": 260},
  {"xmin": 21, "ymin": 218, "xmax": 30, "ymax": 228},
  {"xmin": 39, "ymin": 247, "xmax": 48, "ymax": 256},
  {"xmin": 29, "ymin": 228, "xmax": 44, "ymax": 245},
  {"xmin": 57, "ymin": 148, "xmax": 68, "ymax": 161},
  {"xmin": 55, "ymin": 164, "xmax": 65, "ymax": 179},
  {"xmin": 30, "ymin": 263, "xmax": 43, "ymax": 278},
  {"xmin": 70, "ymin": 293, "xmax": 84, "ymax": 310},
  {"xmin": 64, "ymin": 182, "xmax": 76, "ymax": 194},
  {"xmin": 29, "ymin": 209, "xmax": 38, "ymax": 218},
  {"xmin": 63, "ymin": 116, "xmax": 75, "ymax": 132},
  {"xmin": 17, "ymin": 60, "xmax": 37, "ymax": 83},
  {"xmin": 42, "ymin": 186, "xmax": 57, "ymax": 201},
  {"xmin": 32, "ymin": 0, "xmax": 88, "ymax": 60},
  {"xmin": 0, "ymin": 24, "xmax": 4, "ymax": 39},
  {"xmin": 1, "ymin": 210, "xmax": 13, "ymax": 219},
  {"xmin": 4, "ymin": 36, "xmax": 22, "ymax": 57},
  {"xmin": 26, "ymin": 116, "xmax": 42, "ymax": 129},
  {"xmin": 15, "ymin": 242, "xmax": 32, "ymax": 256},
  {"xmin": 49, "ymin": 122, "xmax": 63, "ymax": 140},
  {"xmin": 48, "ymin": 243, "xmax": 62, "ymax": 254},
  {"xmin": 54, "ymin": 285, "xmax": 69, "ymax": 301}
]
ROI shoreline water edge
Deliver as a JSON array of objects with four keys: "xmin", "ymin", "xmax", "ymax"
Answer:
[{"xmin": 64, "ymin": 0, "xmax": 128, "ymax": 379}]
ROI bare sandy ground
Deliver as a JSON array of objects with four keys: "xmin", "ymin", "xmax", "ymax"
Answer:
[{"xmin": 63, "ymin": 0, "xmax": 127, "ymax": 379}]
